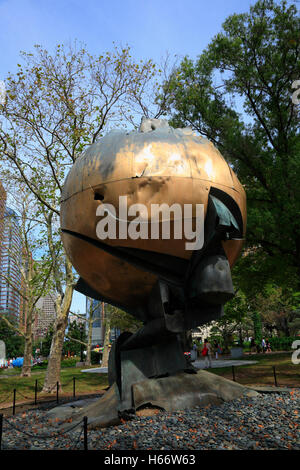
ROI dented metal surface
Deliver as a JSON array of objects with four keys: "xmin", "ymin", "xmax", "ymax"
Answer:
[{"xmin": 60, "ymin": 122, "xmax": 246, "ymax": 312}]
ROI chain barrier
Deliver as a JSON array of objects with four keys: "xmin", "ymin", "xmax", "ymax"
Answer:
[
  {"xmin": 60, "ymin": 378, "xmax": 75, "ymax": 387},
  {"xmin": 3, "ymin": 414, "xmax": 83, "ymax": 440},
  {"xmin": 16, "ymin": 390, "xmax": 33, "ymax": 401},
  {"xmin": 229, "ymin": 365, "xmax": 292, "ymax": 388},
  {"xmin": 35, "ymin": 380, "xmax": 44, "ymax": 391},
  {"xmin": 0, "ymin": 377, "xmax": 77, "ymax": 409},
  {"xmin": 71, "ymin": 427, "xmax": 84, "ymax": 450},
  {"xmin": 0, "ymin": 393, "xmax": 12, "ymax": 405}
]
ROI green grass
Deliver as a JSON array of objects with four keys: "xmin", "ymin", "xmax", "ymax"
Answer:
[
  {"xmin": 0, "ymin": 365, "xmax": 109, "ymax": 407},
  {"xmin": 1, "ymin": 352, "xmax": 299, "ymax": 410},
  {"xmin": 210, "ymin": 352, "xmax": 300, "ymax": 387}
]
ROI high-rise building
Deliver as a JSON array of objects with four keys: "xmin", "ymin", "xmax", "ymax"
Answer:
[
  {"xmin": 0, "ymin": 206, "xmax": 22, "ymax": 323},
  {"xmin": 85, "ymin": 298, "xmax": 120, "ymax": 346},
  {"xmin": 86, "ymin": 297, "xmax": 103, "ymax": 346},
  {"xmin": 0, "ymin": 182, "xmax": 6, "ymax": 261},
  {"xmin": 33, "ymin": 294, "xmax": 56, "ymax": 339},
  {"xmin": 18, "ymin": 249, "xmax": 33, "ymax": 332}
]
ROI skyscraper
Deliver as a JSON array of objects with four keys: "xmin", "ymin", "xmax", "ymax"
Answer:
[
  {"xmin": 85, "ymin": 298, "xmax": 120, "ymax": 347},
  {"xmin": 0, "ymin": 182, "xmax": 6, "ymax": 262},
  {"xmin": 86, "ymin": 297, "xmax": 102, "ymax": 346},
  {"xmin": 33, "ymin": 294, "xmax": 56, "ymax": 339},
  {"xmin": 0, "ymin": 206, "xmax": 22, "ymax": 323}
]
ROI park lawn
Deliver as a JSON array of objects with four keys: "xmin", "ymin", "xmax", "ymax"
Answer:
[
  {"xmin": 0, "ymin": 365, "xmax": 109, "ymax": 408},
  {"xmin": 1, "ymin": 352, "xmax": 299, "ymax": 413},
  {"xmin": 210, "ymin": 352, "xmax": 300, "ymax": 388}
]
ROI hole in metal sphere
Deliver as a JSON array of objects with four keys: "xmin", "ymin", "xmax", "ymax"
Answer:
[{"xmin": 94, "ymin": 193, "xmax": 104, "ymax": 201}]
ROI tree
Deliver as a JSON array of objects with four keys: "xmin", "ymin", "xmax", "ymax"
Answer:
[
  {"xmin": 63, "ymin": 319, "xmax": 87, "ymax": 357},
  {"xmin": 161, "ymin": 0, "xmax": 300, "ymax": 289},
  {"xmin": 0, "ymin": 42, "xmax": 157, "ymax": 391},
  {"xmin": 255, "ymin": 285, "xmax": 300, "ymax": 336},
  {"xmin": 40, "ymin": 323, "xmax": 54, "ymax": 357},
  {"xmin": 209, "ymin": 289, "xmax": 249, "ymax": 351},
  {"xmin": 109, "ymin": 305, "xmax": 143, "ymax": 334},
  {"xmin": 101, "ymin": 303, "xmax": 111, "ymax": 368},
  {"xmin": 0, "ymin": 319, "xmax": 24, "ymax": 357},
  {"xmin": 0, "ymin": 188, "xmax": 53, "ymax": 376}
]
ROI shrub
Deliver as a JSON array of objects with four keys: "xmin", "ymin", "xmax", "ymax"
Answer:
[
  {"xmin": 243, "ymin": 341, "xmax": 251, "ymax": 351},
  {"xmin": 91, "ymin": 350, "xmax": 102, "ymax": 365},
  {"xmin": 32, "ymin": 361, "xmax": 48, "ymax": 370},
  {"xmin": 269, "ymin": 337, "xmax": 298, "ymax": 351},
  {"xmin": 61, "ymin": 357, "xmax": 79, "ymax": 367}
]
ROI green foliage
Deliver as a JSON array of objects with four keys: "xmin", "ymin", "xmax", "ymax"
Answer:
[
  {"xmin": 40, "ymin": 323, "xmax": 54, "ymax": 357},
  {"xmin": 61, "ymin": 357, "xmax": 79, "ymax": 367},
  {"xmin": 254, "ymin": 285, "xmax": 300, "ymax": 336},
  {"xmin": 63, "ymin": 320, "xmax": 87, "ymax": 356},
  {"xmin": 162, "ymin": 0, "xmax": 300, "ymax": 290},
  {"xmin": 32, "ymin": 357, "xmax": 81, "ymax": 369},
  {"xmin": 108, "ymin": 304, "xmax": 143, "ymax": 333},
  {"xmin": 0, "ymin": 318, "xmax": 24, "ymax": 359},
  {"xmin": 252, "ymin": 311, "xmax": 263, "ymax": 348},
  {"xmin": 91, "ymin": 350, "xmax": 102, "ymax": 365},
  {"xmin": 269, "ymin": 336, "xmax": 299, "ymax": 351},
  {"xmin": 209, "ymin": 289, "xmax": 249, "ymax": 350},
  {"xmin": 32, "ymin": 361, "xmax": 48, "ymax": 370},
  {"xmin": 0, "ymin": 319, "xmax": 25, "ymax": 358}
]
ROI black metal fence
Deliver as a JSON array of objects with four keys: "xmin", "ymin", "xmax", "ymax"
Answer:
[
  {"xmin": 0, "ymin": 366, "xmax": 298, "ymax": 450},
  {"xmin": 0, "ymin": 412, "xmax": 89, "ymax": 450},
  {"xmin": 0, "ymin": 376, "xmax": 94, "ymax": 450},
  {"xmin": 228, "ymin": 364, "xmax": 295, "ymax": 388},
  {"xmin": 0, "ymin": 376, "xmax": 95, "ymax": 415}
]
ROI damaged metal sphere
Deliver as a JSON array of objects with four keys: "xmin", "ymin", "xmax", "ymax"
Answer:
[{"xmin": 60, "ymin": 118, "xmax": 246, "ymax": 319}]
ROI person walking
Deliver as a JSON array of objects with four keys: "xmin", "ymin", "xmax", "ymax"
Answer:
[
  {"xmin": 266, "ymin": 338, "xmax": 272, "ymax": 353},
  {"xmin": 217, "ymin": 342, "xmax": 222, "ymax": 359},
  {"xmin": 214, "ymin": 341, "xmax": 218, "ymax": 359},
  {"xmin": 192, "ymin": 342, "xmax": 198, "ymax": 360},
  {"xmin": 202, "ymin": 339, "xmax": 212, "ymax": 369},
  {"xmin": 250, "ymin": 337, "xmax": 256, "ymax": 354}
]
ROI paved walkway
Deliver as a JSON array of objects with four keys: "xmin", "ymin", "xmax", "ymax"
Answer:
[
  {"xmin": 81, "ymin": 359, "xmax": 257, "ymax": 374},
  {"xmin": 193, "ymin": 359, "xmax": 257, "ymax": 369}
]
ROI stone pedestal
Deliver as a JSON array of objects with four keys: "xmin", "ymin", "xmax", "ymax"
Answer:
[{"xmin": 48, "ymin": 370, "xmax": 258, "ymax": 430}]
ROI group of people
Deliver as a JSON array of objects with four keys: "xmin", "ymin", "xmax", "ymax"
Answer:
[
  {"xmin": 0, "ymin": 356, "xmax": 43, "ymax": 369},
  {"xmin": 249, "ymin": 337, "xmax": 272, "ymax": 353},
  {"xmin": 0, "ymin": 357, "xmax": 17, "ymax": 369},
  {"xmin": 193, "ymin": 335, "xmax": 273, "ymax": 368},
  {"xmin": 261, "ymin": 338, "xmax": 272, "ymax": 353},
  {"xmin": 197, "ymin": 339, "xmax": 222, "ymax": 369}
]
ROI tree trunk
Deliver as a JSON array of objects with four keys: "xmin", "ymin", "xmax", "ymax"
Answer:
[
  {"xmin": 238, "ymin": 325, "xmax": 243, "ymax": 347},
  {"xmin": 85, "ymin": 315, "xmax": 93, "ymax": 366},
  {"xmin": 42, "ymin": 267, "xmax": 74, "ymax": 393},
  {"xmin": 252, "ymin": 311, "xmax": 262, "ymax": 352},
  {"xmin": 101, "ymin": 301, "xmax": 105, "ymax": 344},
  {"xmin": 21, "ymin": 308, "xmax": 33, "ymax": 377},
  {"xmin": 101, "ymin": 306, "xmax": 111, "ymax": 368},
  {"xmin": 281, "ymin": 317, "xmax": 290, "ymax": 337}
]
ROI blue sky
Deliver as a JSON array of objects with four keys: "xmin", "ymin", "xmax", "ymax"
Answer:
[
  {"xmin": 0, "ymin": 0, "xmax": 257, "ymax": 313},
  {"xmin": 0, "ymin": 0, "xmax": 257, "ymax": 77}
]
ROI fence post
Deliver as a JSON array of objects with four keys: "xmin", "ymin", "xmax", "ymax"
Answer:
[
  {"xmin": 0, "ymin": 413, "xmax": 3, "ymax": 451},
  {"xmin": 35, "ymin": 380, "xmax": 38, "ymax": 406},
  {"xmin": 83, "ymin": 416, "xmax": 88, "ymax": 451},
  {"xmin": 73, "ymin": 377, "xmax": 76, "ymax": 399},
  {"xmin": 232, "ymin": 365, "xmax": 236, "ymax": 382},
  {"xmin": 13, "ymin": 389, "xmax": 16, "ymax": 415},
  {"xmin": 56, "ymin": 382, "xmax": 59, "ymax": 404},
  {"xmin": 273, "ymin": 366, "xmax": 278, "ymax": 387}
]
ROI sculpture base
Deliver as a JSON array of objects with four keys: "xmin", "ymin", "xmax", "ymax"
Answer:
[{"xmin": 47, "ymin": 370, "xmax": 258, "ymax": 430}]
